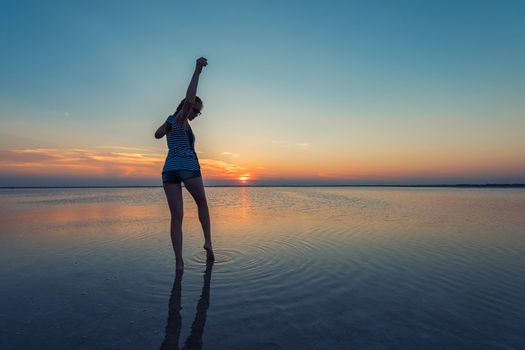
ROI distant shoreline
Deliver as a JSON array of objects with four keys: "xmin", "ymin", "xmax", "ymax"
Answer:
[{"xmin": 1, "ymin": 184, "xmax": 524, "ymax": 189}]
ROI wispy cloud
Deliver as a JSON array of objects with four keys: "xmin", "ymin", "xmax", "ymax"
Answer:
[
  {"xmin": 221, "ymin": 151, "xmax": 240, "ymax": 158},
  {"xmin": 199, "ymin": 159, "xmax": 246, "ymax": 179},
  {"xmin": 0, "ymin": 148, "xmax": 164, "ymax": 178},
  {"xmin": 295, "ymin": 142, "xmax": 311, "ymax": 150},
  {"xmin": 94, "ymin": 146, "xmax": 155, "ymax": 152},
  {"xmin": 271, "ymin": 140, "xmax": 311, "ymax": 151},
  {"xmin": 0, "ymin": 148, "xmax": 258, "ymax": 182}
]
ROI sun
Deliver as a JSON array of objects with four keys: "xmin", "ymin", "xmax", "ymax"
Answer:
[{"xmin": 238, "ymin": 174, "xmax": 251, "ymax": 184}]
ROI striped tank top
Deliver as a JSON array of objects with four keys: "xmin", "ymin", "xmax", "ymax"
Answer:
[{"xmin": 162, "ymin": 114, "xmax": 200, "ymax": 172}]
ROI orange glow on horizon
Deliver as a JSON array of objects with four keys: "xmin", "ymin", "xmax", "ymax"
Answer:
[
  {"xmin": 237, "ymin": 173, "xmax": 252, "ymax": 184},
  {"xmin": 0, "ymin": 147, "xmax": 524, "ymax": 183}
]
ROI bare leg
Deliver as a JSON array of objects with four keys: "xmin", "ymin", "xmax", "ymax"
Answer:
[
  {"xmin": 163, "ymin": 182, "xmax": 185, "ymax": 270},
  {"xmin": 183, "ymin": 176, "xmax": 215, "ymax": 261}
]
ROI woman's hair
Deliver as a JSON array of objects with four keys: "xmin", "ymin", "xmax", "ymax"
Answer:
[{"xmin": 174, "ymin": 96, "xmax": 203, "ymax": 116}]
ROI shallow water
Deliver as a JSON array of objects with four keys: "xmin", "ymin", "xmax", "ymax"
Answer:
[{"xmin": 1, "ymin": 187, "xmax": 524, "ymax": 349}]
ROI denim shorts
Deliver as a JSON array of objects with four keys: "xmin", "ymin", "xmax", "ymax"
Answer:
[{"xmin": 162, "ymin": 169, "xmax": 201, "ymax": 184}]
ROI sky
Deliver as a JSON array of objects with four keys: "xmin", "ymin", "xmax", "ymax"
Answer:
[{"xmin": 1, "ymin": 0, "xmax": 524, "ymax": 186}]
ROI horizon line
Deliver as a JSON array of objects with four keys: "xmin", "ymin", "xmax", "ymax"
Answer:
[{"xmin": 1, "ymin": 184, "xmax": 524, "ymax": 189}]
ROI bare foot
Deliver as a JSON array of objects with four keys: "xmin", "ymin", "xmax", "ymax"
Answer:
[
  {"xmin": 203, "ymin": 243, "xmax": 215, "ymax": 261},
  {"xmin": 176, "ymin": 258, "xmax": 184, "ymax": 270}
]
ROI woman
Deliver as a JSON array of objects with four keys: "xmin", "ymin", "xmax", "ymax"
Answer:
[{"xmin": 155, "ymin": 57, "xmax": 214, "ymax": 270}]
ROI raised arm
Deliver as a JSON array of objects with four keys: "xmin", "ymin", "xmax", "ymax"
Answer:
[
  {"xmin": 154, "ymin": 57, "xmax": 208, "ymax": 139},
  {"xmin": 176, "ymin": 57, "xmax": 208, "ymax": 125}
]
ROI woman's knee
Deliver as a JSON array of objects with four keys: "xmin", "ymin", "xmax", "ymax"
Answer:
[
  {"xmin": 196, "ymin": 197, "xmax": 208, "ymax": 208},
  {"xmin": 170, "ymin": 210, "xmax": 184, "ymax": 222},
  {"xmin": 188, "ymin": 191, "xmax": 205, "ymax": 206}
]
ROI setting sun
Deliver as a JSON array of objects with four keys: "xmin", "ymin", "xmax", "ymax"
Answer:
[{"xmin": 238, "ymin": 174, "xmax": 251, "ymax": 184}]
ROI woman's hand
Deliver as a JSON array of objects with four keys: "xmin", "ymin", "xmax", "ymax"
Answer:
[{"xmin": 195, "ymin": 57, "xmax": 208, "ymax": 74}]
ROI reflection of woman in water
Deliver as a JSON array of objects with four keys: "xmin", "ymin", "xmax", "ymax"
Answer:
[
  {"xmin": 160, "ymin": 262, "xmax": 214, "ymax": 350},
  {"xmin": 155, "ymin": 57, "xmax": 215, "ymax": 270}
]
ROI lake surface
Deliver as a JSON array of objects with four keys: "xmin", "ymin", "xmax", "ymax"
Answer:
[{"xmin": 1, "ymin": 187, "xmax": 524, "ymax": 349}]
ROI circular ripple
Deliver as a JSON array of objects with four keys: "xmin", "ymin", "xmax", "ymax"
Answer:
[
  {"xmin": 187, "ymin": 233, "xmax": 352, "ymax": 312},
  {"xmin": 190, "ymin": 248, "xmax": 236, "ymax": 265}
]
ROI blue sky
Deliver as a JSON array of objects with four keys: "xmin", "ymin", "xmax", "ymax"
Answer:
[{"xmin": 1, "ymin": 0, "xmax": 524, "ymax": 186}]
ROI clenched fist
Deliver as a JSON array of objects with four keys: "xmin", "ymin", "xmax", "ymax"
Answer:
[{"xmin": 195, "ymin": 57, "xmax": 208, "ymax": 73}]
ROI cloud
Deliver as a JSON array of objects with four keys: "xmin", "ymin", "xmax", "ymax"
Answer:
[
  {"xmin": 0, "ymin": 148, "xmax": 164, "ymax": 178},
  {"xmin": 0, "ymin": 148, "xmax": 254, "ymax": 183},
  {"xmin": 271, "ymin": 140, "xmax": 311, "ymax": 151},
  {"xmin": 94, "ymin": 146, "xmax": 155, "ymax": 151},
  {"xmin": 295, "ymin": 143, "xmax": 311, "ymax": 150},
  {"xmin": 199, "ymin": 158, "xmax": 246, "ymax": 179},
  {"xmin": 221, "ymin": 151, "xmax": 240, "ymax": 158}
]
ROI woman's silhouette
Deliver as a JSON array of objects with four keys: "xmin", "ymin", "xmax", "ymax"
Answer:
[{"xmin": 155, "ymin": 57, "xmax": 215, "ymax": 270}]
